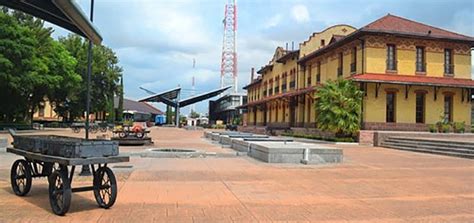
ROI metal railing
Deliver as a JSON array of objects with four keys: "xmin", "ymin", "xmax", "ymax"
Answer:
[
  {"xmin": 444, "ymin": 64, "xmax": 454, "ymax": 75},
  {"xmin": 415, "ymin": 62, "xmax": 426, "ymax": 72},
  {"xmin": 386, "ymin": 60, "xmax": 397, "ymax": 71}
]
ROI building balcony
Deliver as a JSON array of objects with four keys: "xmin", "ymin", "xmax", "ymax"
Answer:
[
  {"xmin": 274, "ymin": 87, "xmax": 279, "ymax": 94},
  {"xmin": 281, "ymin": 84, "xmax": 287, "ymax": 93}
]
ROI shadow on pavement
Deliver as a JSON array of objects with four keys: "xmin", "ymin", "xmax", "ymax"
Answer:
[{"xmin": 1, "ymin": 183, "xmax": 99, "ymax": 214}]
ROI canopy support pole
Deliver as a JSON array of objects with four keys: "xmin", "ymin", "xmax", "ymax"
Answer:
[{"xmin": 81, "ymin": 0, "xmax": 95, "ymax": 176}]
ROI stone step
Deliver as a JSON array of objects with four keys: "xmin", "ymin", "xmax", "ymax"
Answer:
[
  {"xmin": 388, "ymin": 137, "xmax": 474, "ymax": 148},
  {"xmin": 382, "ymin": 141, "xmax": 474, "ymax": 154},
  {"xmin": 385, "ymin": 139, "xmax": 474, "ymax": 151},
  {"xmin": 381, "ymin": 144, "xmax": 474, "ymax": 159},
  {"xmin": 384, "ymin": 139, "xmax": 474, "ymax": 151}
]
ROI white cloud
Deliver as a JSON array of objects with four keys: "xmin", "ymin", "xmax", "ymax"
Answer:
[
  {"xmin": 291, "ymin": 4, "xmax": 310, "ymax": 23},
  {"xmin": 264, "ymin": 14, "xmax": 283, "ymax": 28}
]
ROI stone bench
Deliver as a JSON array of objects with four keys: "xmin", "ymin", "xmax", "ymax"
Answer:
[{"xmin": 248, "ymin": 141, "xmax": 342, "ymax": 164}]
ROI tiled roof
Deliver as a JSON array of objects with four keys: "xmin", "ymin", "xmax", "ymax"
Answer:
[
  {"xmin": 329, "ymin": 35, "xmax": 345, "ymax": 44},
  {"xmin": 299, "ymin": 14, "xmax": 474, "ymax": 64},
  {"xmin": 361, "ymin": 14, "xmax": 474, "ymax": 42},
  {"xmin": 242, "ymin": 76, "xmax": 262, "ymax": 90},
  {"xmin": 256, "ymin": 64, "xmax": 274, "ymax": 74},
  {"xmin": 123, "ymin": 98, "xmax": 164, "ymax": 115},
  {"xmin": 240, "ymin": 86, "xmax": 316, "ymax": 108},
  {"xmin": 350, "ymin": 73, "xmax": 474, "ymax": 88},
  {"xmin": 276, "ymin": 50, "xmax": 299, "ymax": 63}
]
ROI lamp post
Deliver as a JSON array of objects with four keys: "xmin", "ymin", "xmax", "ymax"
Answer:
[{"xmin": 80, "ymin": 0, "xmax": 95, "ymax": 176}]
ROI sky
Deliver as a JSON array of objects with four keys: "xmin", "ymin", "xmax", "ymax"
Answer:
[{"xmin": 49, "ymin": 0, "xmax": 474, "ymax": 114}]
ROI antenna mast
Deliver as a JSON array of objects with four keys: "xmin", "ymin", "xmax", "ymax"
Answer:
[{"xmin": 220, "ymin": 0, "xmax": 237, "ymax": 93}]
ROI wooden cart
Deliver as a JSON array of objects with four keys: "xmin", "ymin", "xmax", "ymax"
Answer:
[{"xmin": 7, "ymin": 147, "xmax": 129, "ymax": 215}]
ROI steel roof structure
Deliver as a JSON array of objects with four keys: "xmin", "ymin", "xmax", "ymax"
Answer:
[
  {"xmin": 0, "ymin": 0, "xmax": 102, "ymax": 44},
  {"xmin": 139, "ymin": 86, "xmax": 231, "ymax": 127}
]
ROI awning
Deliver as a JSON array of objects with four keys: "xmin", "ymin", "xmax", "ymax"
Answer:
[
  {"xmin": 0, "ymin": 0, "xmax": 102, "ymax": 44},
  {"xmin": 350, "ymin": 73, "xmax": 474, "ymax": 88}
]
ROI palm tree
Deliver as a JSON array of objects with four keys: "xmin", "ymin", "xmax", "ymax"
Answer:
[{"xmin": 314, "ymin": 79, "xmax": 363, "ymax": 137}]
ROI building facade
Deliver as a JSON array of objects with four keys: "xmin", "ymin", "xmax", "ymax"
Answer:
[
  {"xmin": 209, "ymin": 93, "xmax": 247, "ymax": 124},
  {"xmin": 242, "ymin": 14, "xmax": 474, "ymax": 132}
]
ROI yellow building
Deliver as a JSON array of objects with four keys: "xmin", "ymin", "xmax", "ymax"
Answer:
[{"xmin": 243, "ymin": 14, "xmax": 474, "ymax": 132}]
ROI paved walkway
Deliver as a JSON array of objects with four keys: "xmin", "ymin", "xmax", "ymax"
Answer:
[{"xmin": 0, "ymin": 128, "xmax": 473, "ymax": 222}]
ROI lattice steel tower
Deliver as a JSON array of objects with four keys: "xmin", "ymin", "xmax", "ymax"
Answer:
[{"xmin": 220, "ymin": 0, "xmax": 237, "ymax": 93}]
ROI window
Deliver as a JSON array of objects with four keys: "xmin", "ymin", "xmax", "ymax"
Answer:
[
  {"xmin": 386, "ymin": 92, "xmax": 396, "ymax": 122},
  {"xmin": 337, "ymin": 52, "xmax": 343, "ymax": 77},
  {"xmin": 38, "ymin": 106, "xmax": 45, "ymax": 117},
  {"xmin": 387, "ymin": 44, "xmax": 397, "ymax": 71},
  {"xmin": 320, "ymin": 39, "xmax": 325, "ymax": 47},
  {"xmin": 307, "ymin": 66, "xmax": 312, "ymax": 86},
  {"xmin": 350, "ymin": 47, "xmax": 357, "ymax": 73},
  {"xmin": 444, "ymin": 95, "xmax": 453, "ymax": 122},
  {"xmin": 416, "ymin": 46, "xmax": 426, "ymax": 73},
  {"xmin": 415, "ymin": 93, "xmax": 425, "ymax": 123},
  {"xmin": 316, "ymin": 62, "xmax": 321, "ymax": 83},
  {"xmin": 444, "ymin": 49, "xmax": 454, "ymax": 75}
]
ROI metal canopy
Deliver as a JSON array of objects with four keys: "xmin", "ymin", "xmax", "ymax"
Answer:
[
  {"xmin": 138, "ymin": 87, "xmax": 181, "ymax": 107},
  {"xmin": 0, "ymin": 0, "xmax": 102, "ymax": 44},
  {"xmin": 179, "ymin": 86, "xmax": 231, "ymax": 107}
]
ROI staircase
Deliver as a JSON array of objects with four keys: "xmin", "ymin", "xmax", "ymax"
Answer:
[{"xmin": 381, "ymin": 137, "xmax": 474, "ymax": 159}]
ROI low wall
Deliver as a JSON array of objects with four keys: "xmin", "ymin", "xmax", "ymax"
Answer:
[{"xmin": 359, "ymin": 131, "xmax": 375, "ymax": 146}]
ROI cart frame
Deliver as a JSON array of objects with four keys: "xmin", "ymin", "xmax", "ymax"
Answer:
[{"xmin": 7, "ymin": 147, "xmax": 129, "ymax": 216}]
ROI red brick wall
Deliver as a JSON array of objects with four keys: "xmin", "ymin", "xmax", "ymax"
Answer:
[
  {"xmin": 363, "ymin": 122, "xmax": 429, "ymax": 131},
  {"xmin": 359, "ymin": 130, "xmax": 375, "ymax": 146}
]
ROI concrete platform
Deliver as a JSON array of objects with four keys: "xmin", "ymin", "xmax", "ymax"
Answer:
[
  {"xmin": 248, "ymin": 141, "xmax": 342, "ymax": 164},
  {"xmin": 219, "ymin": 134, "xmax": 269, "ymax": 145},
  {"xmin": 111, "ymin": 137, "xmax": 153, "ymax": 146},
  {"xmin": 204, "ymin": 131, "xmax": 342, "ymax": 164}
]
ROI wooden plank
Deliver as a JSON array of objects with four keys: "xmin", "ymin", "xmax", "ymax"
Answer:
[{"xmin": 6, "ymin": 148, "xmax": 129, "ymax": 166}]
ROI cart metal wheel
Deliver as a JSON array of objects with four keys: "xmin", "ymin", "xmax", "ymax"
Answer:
[
  {"xmin": 118, "ymin": 131, "xmax": 128, "ymax": 138},
  {"xmin": 48, "ymin": 166, "xmax": 71, "ymax": 216},
  {"xmin": 73, "ymin": 127, "xmax": 80, "ymax": 133},
  {"xmin": 10, "ymin": 159, "xmax": 32, "ymax": 196},
  {"xmin": 93, "ymin": 166, "xmax": 117, "ymax": 208},
  {"xmin": 135, "ymin": 132, "xmax": 144, "ymax": 138}
]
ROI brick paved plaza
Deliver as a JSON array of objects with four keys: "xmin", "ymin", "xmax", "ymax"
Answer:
[{"xmin": 0, "ymin": 128, "xmax": 473, "ymax": 222}]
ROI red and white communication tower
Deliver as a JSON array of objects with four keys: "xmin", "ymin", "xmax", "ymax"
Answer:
[{"xmin": 220, "ymin": 0, "xmax": 237, "ymax": 93}]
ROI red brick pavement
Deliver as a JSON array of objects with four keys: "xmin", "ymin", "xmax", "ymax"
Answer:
[{"xmin": 0, "ymin": 127, "xmax": 473, "ymax": 222}]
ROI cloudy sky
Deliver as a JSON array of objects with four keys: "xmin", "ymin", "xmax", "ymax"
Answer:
[{"xmin": 50, "ymin": 0, "xmax": 474, "ymax": 114}]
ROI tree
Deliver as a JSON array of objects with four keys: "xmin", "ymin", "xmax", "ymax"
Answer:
[
  {"xmin": 314, "ymin": 79, "xmax": 364, "ymax": 137},
  {"xmin": 59, "ymin": 34, "xmax": 123, "ymax": 121},
  {"xmin": 190, "ymin": 111, "xmax": 200, "ymax": 118}
]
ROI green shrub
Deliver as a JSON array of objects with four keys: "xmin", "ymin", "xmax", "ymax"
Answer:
[
  {"xmin": 452, "ymin": 122, "xmax": 465, "ymax": 133},
  {"xmin": 428, "ymin": 124, "xmax": 437, "ymax": 133},
  {"xmin": 441, "ymin": 123, "xmax": 451, "ymax": 133}
]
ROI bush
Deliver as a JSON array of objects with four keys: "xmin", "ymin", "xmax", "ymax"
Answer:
[
  {"xmin": 452, "ymin": 122, "xmax": 465, "ymax": 133},
  {"xmin": 211, "ymin": 124, "xmax": 225, "ymax": 129},
  {"xmin": 441, "ymin": 123, "xmax": 451, "ymax": 133},
  {"xmin": 428, "ymin": 124, "xmax": 437, "ymax": 133}
]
